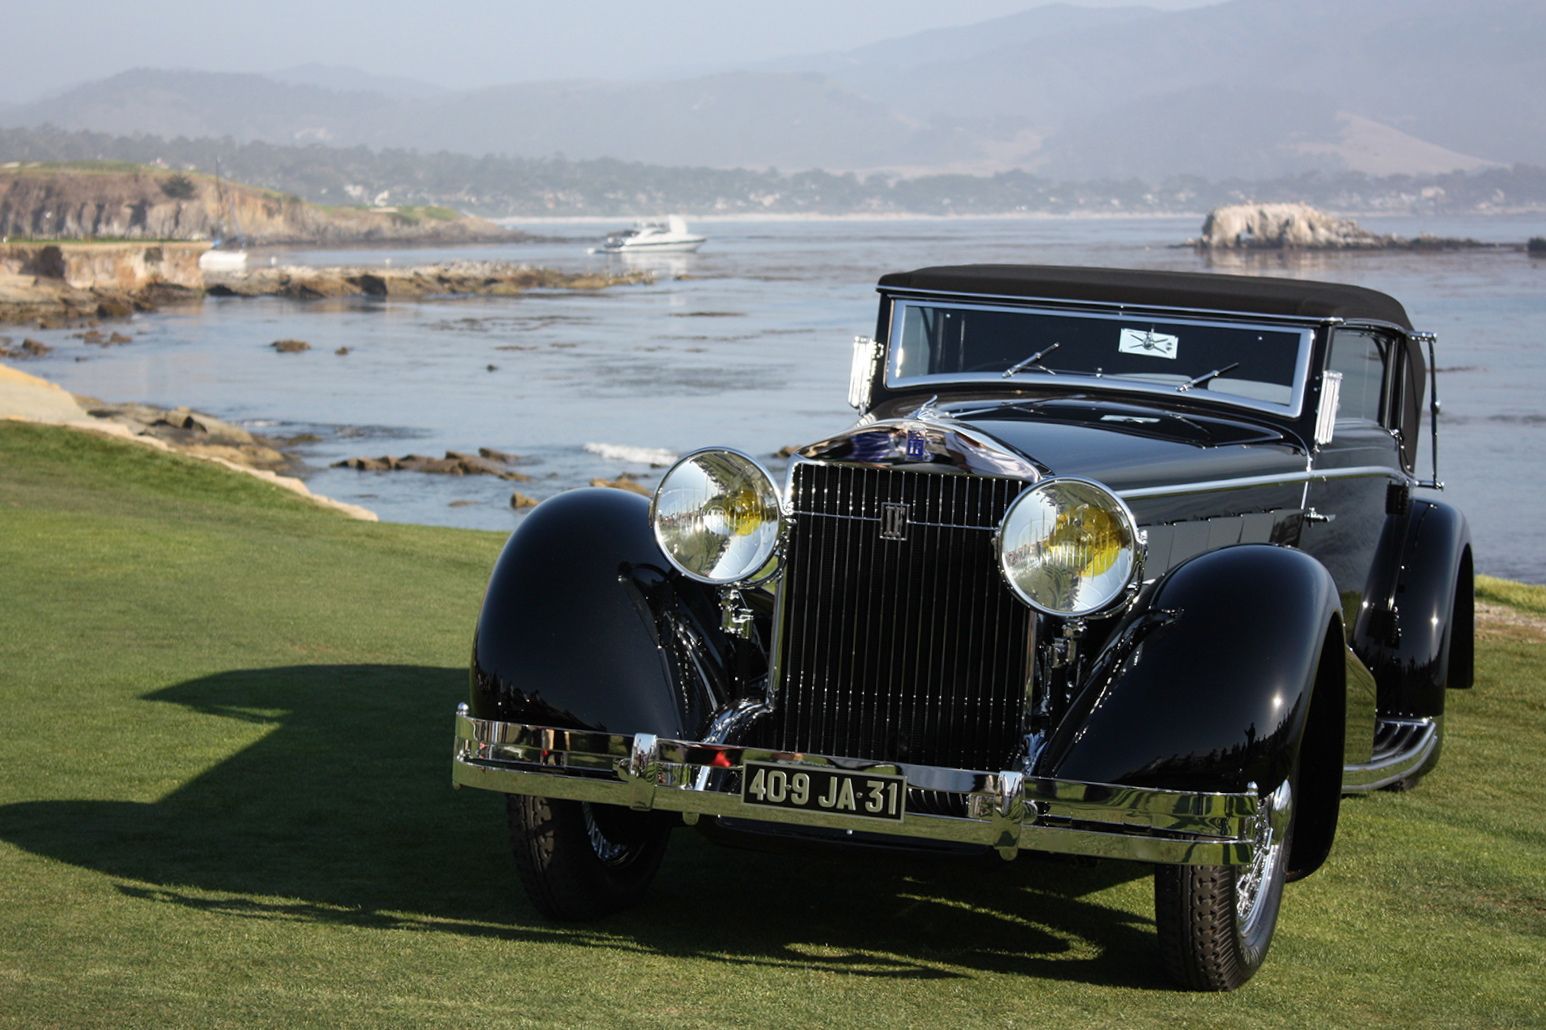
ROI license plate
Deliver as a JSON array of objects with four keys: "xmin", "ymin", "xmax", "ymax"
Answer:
[{"xmin": 742, "ymin": 762, "xmax": 905, "ymax": 822}]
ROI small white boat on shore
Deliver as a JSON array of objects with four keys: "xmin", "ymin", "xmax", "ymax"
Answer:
[
  {"xmin": 199, "ymin": 161, "xmax": 248, "ymax": 272},
  {"xmin": 596, "ymin": 215, "xmax": 706, "ymax": 254},
  {"xmin": 198, "ymin": 246, "xmax": 248, "ymax": 272}
]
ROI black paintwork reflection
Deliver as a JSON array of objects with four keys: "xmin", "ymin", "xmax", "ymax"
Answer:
[
  {"xmin": 1300, "ymin": 423, "xmax": 1403, "ymax": 627},
  {"xmin": 471, "ymin": 488, "xmax": 760, "ymax": 738},
  {"xmin": 1036, "ymin": 546, "xmax": 1340, "ymax": 794},
  {"xmin": 1353, "ymin": 500, "xmax": 1473, "ymax": 717}
]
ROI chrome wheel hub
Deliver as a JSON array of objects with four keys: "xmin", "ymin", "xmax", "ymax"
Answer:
[{"xmin": 1236, "ymin": 778, "xmax": 1292, "ymax": 932}]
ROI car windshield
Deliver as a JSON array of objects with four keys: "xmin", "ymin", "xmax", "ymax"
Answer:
[{"xmin": 888, "ymin": 300, "xmax": 1312, "ymax": 412}]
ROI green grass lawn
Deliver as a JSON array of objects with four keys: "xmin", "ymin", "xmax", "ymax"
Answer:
[{"xmin": 1, "ymin": 422, "xmax": 1542, "ymax": 1027}]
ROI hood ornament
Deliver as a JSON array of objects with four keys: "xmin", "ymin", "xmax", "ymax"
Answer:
[{"xmin": 911, "ymin": 394, "xmax": 941, "ymax": 423}]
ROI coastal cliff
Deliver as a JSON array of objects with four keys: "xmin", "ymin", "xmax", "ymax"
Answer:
[
  {"xmin": 0, "ymin": 164, "xmax": 523, "ymax": 245},
  {"xmin": 0, "ymin": 241, "xmax": 205, "ymax": 324},
  {"xmin": 0, "ymin": 241, "xmax": 204, "ymax": 290}
]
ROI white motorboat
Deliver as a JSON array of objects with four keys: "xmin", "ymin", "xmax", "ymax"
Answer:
[{"xmin": 597, "ymin": 215, "xmax": 706, "ymax": 254}]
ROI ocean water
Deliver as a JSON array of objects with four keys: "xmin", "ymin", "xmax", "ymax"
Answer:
[{"xmin": 17, "ymin": 213, "xmax": 1546, "ymax": 581}]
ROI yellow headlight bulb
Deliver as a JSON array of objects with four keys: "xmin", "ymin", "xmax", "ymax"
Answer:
[
  {"xmin": 650, "ymin": 448, "xmax": 783, "ymax": 585},
  {"xmin": 997, "ymin": 478, "xmax": 1139, "ymax": 617},
  {"xmin": 1075, "ymin": 503, "xmax": 1122, "ymax": 577},
  {"xmin": 722, "ymin": 486, "xmax": 768, "ymax": 537}
]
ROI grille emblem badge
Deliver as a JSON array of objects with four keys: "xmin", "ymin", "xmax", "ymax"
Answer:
[
  {"xmin": 904, "ymin": 429, "xmax": 929, "ymax": 461},
  {"xmin": 880, "ymin": 502, "xmax": 910, "ymax": 541}
]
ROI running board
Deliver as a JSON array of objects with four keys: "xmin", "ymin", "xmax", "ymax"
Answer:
[{"xmin": 1342, "ymin": 717, "xmax": 1441, "ymax": 792}]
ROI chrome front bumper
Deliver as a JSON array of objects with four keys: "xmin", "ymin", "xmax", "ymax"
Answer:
[{"xmin": 452, "ymin": 705, "xmax": 1260, "ymax": 865}]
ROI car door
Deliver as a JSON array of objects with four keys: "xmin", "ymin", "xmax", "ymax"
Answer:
[{"xmin": 1299, "ymin": 325, "xmax": 1406, "ymax": 626}]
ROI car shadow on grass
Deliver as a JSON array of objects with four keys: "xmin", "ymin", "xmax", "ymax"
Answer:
[{"xmin": 0, "ymin": 663, "xmax": 1165, "ymax": 988}]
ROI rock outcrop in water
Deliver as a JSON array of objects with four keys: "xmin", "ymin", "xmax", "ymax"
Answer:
[
  {"xmin": 1194, "ymin": 202, "xmax": 1492, "ymax": 251},
  {"xmin": 1197, "ymin": 203, "xmax": 1382, "ymax": 249},
  {"xmin": 332, "ymin": 449, "xmax": 533, "ymax": 481}
]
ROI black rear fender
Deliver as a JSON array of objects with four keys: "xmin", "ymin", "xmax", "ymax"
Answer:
[{"xmin": 1355, "ymin": 499, "xmax": 1474, "ymax": 717}]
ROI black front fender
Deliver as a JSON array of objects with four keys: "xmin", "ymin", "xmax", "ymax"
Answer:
[
  {"xmin": 469, "ymin": 488, "xmax": 746, "ymax": 738},
  {"xmin": 1036, "ymin": 545, "xmax": 1342, "ymax": 796}
]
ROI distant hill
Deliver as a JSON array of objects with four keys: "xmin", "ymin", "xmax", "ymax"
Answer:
[
  {"xmin": 5, "ymin": 69, "xmax": 396, "ymax": 145},
  {"xmin": 2, "ymin": 0, "xmax": 1538, "ymax": 178},
  {"xmin": 268, "ymin": 64, "xmax": 446, "ymax": 100},
  {"xmin": 804, "ymin": 0, "xmax": 1539, "ymax": 177}
]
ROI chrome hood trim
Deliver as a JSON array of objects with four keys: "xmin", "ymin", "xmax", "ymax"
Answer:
[{"xmin": 795, "ymin": 416, "xmax": 1045, "ymax": 481}]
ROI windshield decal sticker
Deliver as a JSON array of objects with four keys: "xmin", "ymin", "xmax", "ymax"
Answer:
[{"xmin": 1120, "ymin": 327, "xmax": 1179, "ymax": 359}]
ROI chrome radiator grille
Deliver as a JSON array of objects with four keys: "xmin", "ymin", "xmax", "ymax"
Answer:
[{"xmin": 771, "ymin": 462, "xmax": 1031, "ymax": 772}]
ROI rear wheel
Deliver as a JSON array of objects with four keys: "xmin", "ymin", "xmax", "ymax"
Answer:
[
  {"xmin": 506, "ymin": 795, "xmax": 670, "ymax": 919},
  {"xmin": 1154, "ymin": 776, "xmax": 1294, "ymax": 990}
]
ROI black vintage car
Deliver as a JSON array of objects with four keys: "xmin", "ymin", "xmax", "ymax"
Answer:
[{"xmin": 453, "ymin": 265, "xmax": 1473, "ymax": 990}]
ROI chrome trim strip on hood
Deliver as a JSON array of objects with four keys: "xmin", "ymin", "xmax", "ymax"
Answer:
[{"xmin": 1117, "ymin": 465, "xmax": 1409, "ymax": 501}]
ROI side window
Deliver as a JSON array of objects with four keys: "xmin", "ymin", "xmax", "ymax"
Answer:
[{"xmin": 1327, "ymin": 328, "xmax": 1390, "ymax": 424}]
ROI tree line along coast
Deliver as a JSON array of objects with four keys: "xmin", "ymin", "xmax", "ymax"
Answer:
[{"xmin": 6, "ymin": 124, "xmax": 1546, "ymax": 220}]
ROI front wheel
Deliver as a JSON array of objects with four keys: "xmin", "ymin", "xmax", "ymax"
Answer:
[
  {"xmin": 1154, "ymin": 777, "xmax": 1294, "ymax": 990},
  {"xmin": 506, "ymin": 795, "xmax": 670, "ymax": 919}
]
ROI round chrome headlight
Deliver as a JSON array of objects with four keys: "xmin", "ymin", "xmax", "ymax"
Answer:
[
  {"xmin": 650, "ymin": 448, "xmax": 783, "ymax": 584},
  {"xmin": 997, "ymin": 477, "xmax": 1140, "ymax": 617}
]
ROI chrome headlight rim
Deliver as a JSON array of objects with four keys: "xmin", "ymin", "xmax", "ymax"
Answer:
[
  {"xmin": 996, "ymin": 475, "xmax": 1142, "ymax": 618},
  {"xmin": 649, "ymin": 446, "xmax": 785, "ymax": 586}
]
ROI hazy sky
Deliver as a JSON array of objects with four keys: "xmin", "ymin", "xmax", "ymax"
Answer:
[{"xmin": 3, "ymin": 0, "xmax": 1219, "ymax": 103}]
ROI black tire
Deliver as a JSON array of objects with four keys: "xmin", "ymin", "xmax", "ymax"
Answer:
[
  {"xmin": 506, "ymin": 795, "xmax": 670, "ymax": 919},
  {"xmin": 1154, "ymin": 776, "xmax": 1294, "ymax": 991}
]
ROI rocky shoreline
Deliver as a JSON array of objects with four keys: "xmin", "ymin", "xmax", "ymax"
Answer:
[
  {"xmin": 0, "ymin": 362, "xmax": 375, "ymax": 520},
  {"xmin": 205, "ymin": 262, "xmax": 651, "ymax": 301},
  {"xmin": 0, "ymin": 242, "xmax": 652, "ymax": 326},
  {"xmin": 325, "ymin": 447, "xmax": 655, "ymax": 512},
  {"xmin": 2, "ymin": 358, "xmax": 673, "ymax": 519}
]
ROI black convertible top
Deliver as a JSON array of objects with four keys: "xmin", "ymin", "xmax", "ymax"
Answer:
[{"xmin": 877, "ymin": 264, "xmax": 1413, "ymax": 331}]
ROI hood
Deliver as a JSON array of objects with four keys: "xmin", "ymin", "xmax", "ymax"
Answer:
[{"xmin": 801, "ymin": 396, "xmax": 1308, "ymax": 496}]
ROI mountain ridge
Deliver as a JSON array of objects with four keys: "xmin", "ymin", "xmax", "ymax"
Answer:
[{"xmin": 1, "ymin": 0, "xmax": 1537, "ymax": 178}]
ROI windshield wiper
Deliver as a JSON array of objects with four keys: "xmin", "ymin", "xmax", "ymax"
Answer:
[
  {"xmin": 1002, "ymin": 341, "xmax": 1062, "ymax": 378},
  {"xmin": 1177, "ymin": 362, "xmax": 1240, "ymax": 392}
]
